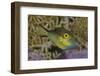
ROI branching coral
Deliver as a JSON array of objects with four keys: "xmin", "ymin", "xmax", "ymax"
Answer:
[
  {"xmin": 69, "ymin": 17, "xmax": 88, "ymax": 48},
  {"xmin": 28, "ymin": 15, "xmax": 88, "ymax": 60}
]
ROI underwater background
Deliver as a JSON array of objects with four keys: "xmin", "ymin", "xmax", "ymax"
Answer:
[{"xmin": 28, "ymin": 15, "xmax": 88, "ymax": 60}]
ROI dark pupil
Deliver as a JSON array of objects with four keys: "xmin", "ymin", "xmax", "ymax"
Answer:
[{"xmin": 65, "ymin": 34, "xmax": 67, "ymax": 37}]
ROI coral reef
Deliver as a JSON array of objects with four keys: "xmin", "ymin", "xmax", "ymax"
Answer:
[{"xmin": 28, "ymin": 15, "xmax": 88, "ymax": 60}]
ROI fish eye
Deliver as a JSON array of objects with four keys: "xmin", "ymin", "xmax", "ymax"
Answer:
[{"xmin": 63, "ymin": 33, "xmax": 70, "ymax": 39}]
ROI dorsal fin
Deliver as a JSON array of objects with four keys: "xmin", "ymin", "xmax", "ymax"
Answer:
[{"xmin": 39, "ymin": 25, "xmax": 49, "ymax": 32}]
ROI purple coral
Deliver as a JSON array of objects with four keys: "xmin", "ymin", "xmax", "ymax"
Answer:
[{"xmin": 58, "ymin": 49, "xmax": 88, "ymax": 59}]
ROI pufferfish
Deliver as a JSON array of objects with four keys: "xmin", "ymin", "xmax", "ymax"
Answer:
[{"xmin": 39, "ymin": 25, "xmax": 80, "ymax": 50}]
